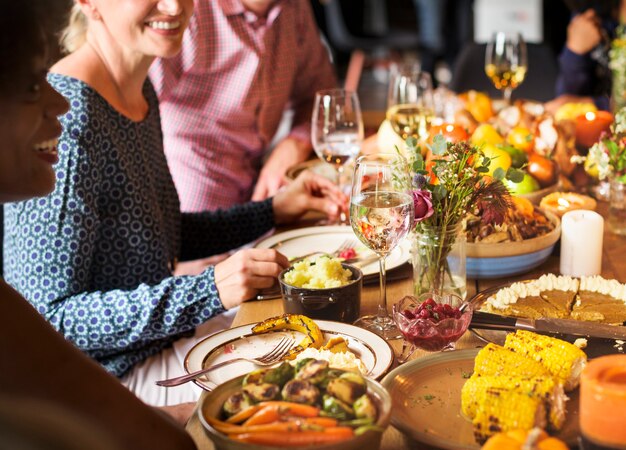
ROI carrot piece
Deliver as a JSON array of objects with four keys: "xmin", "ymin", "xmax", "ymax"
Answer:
[
  {"xmin": 301, "ymin": 417, "xmax": 338, "ymax": 428},
  {"xmin": 229, "ymin": 429, "xmax": 355, "ymax": 446},
  {"xmin": 225, "ymin": 405, "xmax": 263, "ymax": 424},
  {"xmin": 257, "ymin": 401, "xmax": 320, "ymax": 418},
  {"xmin": 243, "ymin": 405, "xmax": 281, "ymax": 426},
  {"xmin": 207, "ymin": 416, "xmax": 301, "ymax": 434}
]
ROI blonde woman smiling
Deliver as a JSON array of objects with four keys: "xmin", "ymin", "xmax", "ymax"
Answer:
[{"xmin": 4, "ymin": 0, "xmax": 345, "ymax": 406}]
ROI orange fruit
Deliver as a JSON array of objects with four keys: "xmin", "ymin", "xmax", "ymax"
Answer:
[
  {"xmin": 507, "ymin": 126, "xmax": 535, "ymax": 152},
  {"xmin": 459, "ymin": 90, "xmax": 494, "ymax": 122}
]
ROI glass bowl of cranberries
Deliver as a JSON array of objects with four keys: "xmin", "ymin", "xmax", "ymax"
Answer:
[{"xmin": 392, "ymin": 293, "xmax": 472, "ymax": 360}]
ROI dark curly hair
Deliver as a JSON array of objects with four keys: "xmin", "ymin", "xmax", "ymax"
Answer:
[{"xmin": 0, "ymin": 0, "xmax": 70, "ymax": 96}]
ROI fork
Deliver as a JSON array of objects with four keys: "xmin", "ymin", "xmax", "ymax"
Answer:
[{"xmin": 155, "ymin": 336, "xmax": 295, "ymax": 387}]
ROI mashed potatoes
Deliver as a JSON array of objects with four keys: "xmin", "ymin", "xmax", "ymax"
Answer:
[
  {"xmin": 284, "ymin": 256, "xmax": 353, "ymax": 289},
  {"xmin": 293, "ymin": 347, "xmax": 368, "ymax": 374}
]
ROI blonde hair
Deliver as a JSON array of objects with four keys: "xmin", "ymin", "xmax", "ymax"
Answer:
[{"xmin": 59, "ymin": 4, "xmax": 88, "ymax": 54}]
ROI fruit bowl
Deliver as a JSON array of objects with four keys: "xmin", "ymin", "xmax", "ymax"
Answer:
[{"xmin": 392, "ymin": 293, "xmax": 473, "ymax": 355}]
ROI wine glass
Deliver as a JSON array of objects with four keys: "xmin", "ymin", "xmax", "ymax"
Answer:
[
  {"xmin": 485, "ymin": 32, "xmax": 527, "ymax": 103},
  {"xmin": 349, "ymin": 154, "xmax": 414, "ymax": 338},
  {"xmin": 386, "ymin": 63, "xmax": 435, "ymax": 143},
  {"xmin": 311, "ymin": 88, "xmax": 364, "ymax": 223}
]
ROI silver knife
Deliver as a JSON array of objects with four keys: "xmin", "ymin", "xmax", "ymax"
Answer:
[{"xmin": 471, "ymin": 311, "xmax": 626, "ymax": 340}]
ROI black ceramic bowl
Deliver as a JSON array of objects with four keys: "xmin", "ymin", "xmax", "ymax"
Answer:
[{"xmin": 278, "ymin": 263, "xmax": 363, "ymax": 323}]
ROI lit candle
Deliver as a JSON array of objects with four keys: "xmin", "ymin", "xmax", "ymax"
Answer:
[
  {"xmin": 575, "ymin": 110, "xmax": 614, "ymax": 148},
  {"xmin": 540, "ymin": 192, "xmax": 597, "ymax": 217},
  {"xmin": 560, "ymin": 209, "xmax": 603, "ymax": 277},
  {"xmin": 580, "ymin": 355, "xmax": 626, "ymax": 449}
]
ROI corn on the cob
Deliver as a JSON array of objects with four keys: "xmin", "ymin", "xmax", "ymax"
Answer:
[
  {"xmin": 472, "ymin": 388, "xmax": 547, "ymax": 443},
  {"xmin": 504, "ymin": 330, "xmax": 587, "ymax": 391},
  {"xmin": 461, "ymin": 374, "xmax": 566, "ymax": 430},
  {"xmin": 474, "ymin": 343, "xmax": 550, "ymax": 379}
]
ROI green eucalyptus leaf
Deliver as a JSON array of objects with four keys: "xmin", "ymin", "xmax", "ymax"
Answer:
[
  {"xmin": 492, "ymin": 167, "xmax": 505, "ymax": 179},
  {"xmin": 431, "ymin": 134, "xmax": 447, "ymax": 155},
  {"xmin": 506, "ymin": 167, "xmax": 525, "ymax": 183},
  {"xmin": 476, "ymin": 166, "xmax": 490, "ymax": 173},
  {"xmin": 433, "ymin": 184, "xmax": 447, "ymax": 200}
]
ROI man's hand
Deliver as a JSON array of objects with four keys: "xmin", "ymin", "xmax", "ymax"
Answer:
[
  {"xmin": 566, "ymin": 9, "xmax": 602, "ymax": 55},
  {"xmin": 252, "ymin": 138, "xmax": 311, "ymax": 201},
  {"xmin": 272, "ymin": 170, "xmax": 348, "ymax": 224}
]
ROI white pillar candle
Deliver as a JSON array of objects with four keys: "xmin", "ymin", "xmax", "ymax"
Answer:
[{"xmin": 560, "ymin": 210, "xmax": 604, "ymax": 277}]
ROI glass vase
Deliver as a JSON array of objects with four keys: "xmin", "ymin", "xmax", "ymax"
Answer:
[
  {"xmin": 608, "ymin": 177, "xmax": 626, "ymax": 235},
  {"xmin": 411, "ymin": 223, "xmax": 467, "ymax": 299}
]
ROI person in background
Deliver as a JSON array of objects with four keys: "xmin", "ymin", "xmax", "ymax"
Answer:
[
  {"xmin": 0, "ymin": 1, "xmax": 196, "ymax": 447},
  {"xmin": 3, "ymin": 0, "xmax": 345, "ymax": 407},
  {"xmin": 547, "ymin": 0, "xmax": 626, "ymax": 113},
  {"xmin": 148, "ymin": 0, "xmax": 337, "ymax": 212}
]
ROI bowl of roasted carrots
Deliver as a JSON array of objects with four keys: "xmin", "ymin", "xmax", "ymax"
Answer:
[{"xmin": 198, "ymin": 359, "xmax": 391, "ymax": 450}]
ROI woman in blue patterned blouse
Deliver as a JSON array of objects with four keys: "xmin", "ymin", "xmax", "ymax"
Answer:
[
  {"xmin": 3, "ymin": 0, "xmax": 344, "ymax": 406},
  {"xmin": 0, "ymin": 0, "xmax": 196, "ymax": 445}
]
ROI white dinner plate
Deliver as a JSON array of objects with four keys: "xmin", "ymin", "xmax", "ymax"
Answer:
[
  {"xmin": 255, "ymin": 225, "xmax": 411, "ymax": 278},
  {"xmin": 184, "ymin": 320, "xmax": 395, "ymax": 390}
]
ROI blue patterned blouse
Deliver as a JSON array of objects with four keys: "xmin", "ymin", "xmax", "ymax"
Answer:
[{"xmin": 3, "ymin": 74, "xmax": 275, "ymax": 377}]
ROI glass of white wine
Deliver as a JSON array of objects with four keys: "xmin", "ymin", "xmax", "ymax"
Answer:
[
  {"xmin": 349, "ymin": 154, "xmax": 414, "ymax": 338},
  {"xmin": 386, "ymin": 64, "xmax": 435, "ymax": 142},
  {"xmin": 311, "ymin": 89, "xmax": 364, "ymax": 224},
  {"xmin": 485, "ymin": 31, "xmax": 527, "ymax": 103}
]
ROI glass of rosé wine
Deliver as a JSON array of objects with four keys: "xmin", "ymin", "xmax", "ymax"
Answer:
[{"xmin": 350, "ymin": 154, "xmax": 414, "ymax": 339}]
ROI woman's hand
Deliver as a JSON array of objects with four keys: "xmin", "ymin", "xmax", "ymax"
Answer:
[
  {"xmin": 272, "ymin": 170, "xmax": 348, "ymax": 224},
  {"xmin": 214, "ymin": 249, "xmax": 289, "ymax": 309}
]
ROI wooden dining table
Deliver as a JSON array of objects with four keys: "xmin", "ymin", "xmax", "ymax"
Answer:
[{"xmin": 185, "ymin": 200, "xmax": 626, "ymax": 450}]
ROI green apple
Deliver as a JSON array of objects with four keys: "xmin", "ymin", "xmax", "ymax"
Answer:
[{"xmin": 503, "ymin": 173, "xmax": 540, "ymax": 195}]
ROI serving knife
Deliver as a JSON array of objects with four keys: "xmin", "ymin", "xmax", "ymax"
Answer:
[{"xmin": 471, "ymin": 311, "xmax": 626, "ymax": 340}]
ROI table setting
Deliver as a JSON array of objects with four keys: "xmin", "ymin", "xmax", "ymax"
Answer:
[{"xmin": 169, "ymin": 35, "xmax": 626, "ymax": 450}]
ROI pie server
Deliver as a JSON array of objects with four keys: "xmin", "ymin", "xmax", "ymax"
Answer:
[{"xmin": 471, "ymin": 311, "xmax": 626, "ymax": 340}]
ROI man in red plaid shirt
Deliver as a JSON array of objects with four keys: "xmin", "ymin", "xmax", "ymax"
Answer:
[{"xmin": 150, "ymin": 0, "xmax": 337, "ymax": 212}]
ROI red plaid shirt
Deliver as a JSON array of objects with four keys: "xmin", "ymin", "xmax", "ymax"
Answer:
[{"xmin": 150, "ymin": 0, "xmax": 336, "ymax": 211}]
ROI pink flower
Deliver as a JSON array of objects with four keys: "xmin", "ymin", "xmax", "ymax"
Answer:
[{"xmin": 412, "ymin": 190, "xmax": 434, "ymax": 223}]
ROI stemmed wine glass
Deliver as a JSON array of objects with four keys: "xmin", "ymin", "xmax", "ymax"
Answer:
[
  {"xmin": 386, "ymin": 63, "xmax": 435, "ymax": 143},
  {"xmin": 484, "ymin": 32, "xmax": 527, "ymax": 103},
  {"xmin": 349, "ymin": 154, "xmax": 414, "ymax": 339},
  {"xmin": 312, "ymin": 88, "xmax": 364, "ymax": 223}
]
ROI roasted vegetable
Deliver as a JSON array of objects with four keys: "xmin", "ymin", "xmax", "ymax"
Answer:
[
  {"xmin": 326, "ymin": 377, "xmax": 366, "ymax": 405},
  {"xmin": 339, "ymin": 372, "xmax": 366, "ymax": 387},
  {"xmin": 243, "ymin": 369, "xmax": 269, "ymax": 386},
  {"xmin": 263, "ymin": 362, "xmax": 295, "ymax": 387},
  {"xmin": 322, "ymin": 395, "xmax": 355, "ymax": 421},
  {"xmin": 252, "ymin": 314, "xmax": 324, "ymax": 359},
  {"xmin": 474, "ymin": 343, "xmax": 550, "ymax": 379},
  {"xmin": 318, "ymin": 368, "xmax": 346, "ymax": 389},
  {"xmin": 223, "ymin": 391, "xmax": 254, "ymax": 417},
  {"xmin": 504, "ymin": 330, "xmax": 587, "ymax": 391},
  {"xmin": 295, "ymin": 359, "xmax": 329, "ymax": 385},
  {"xmin": 472, "ymin": 388, "xmax": 547, "ymax": 442},
  {"xmin": 281, "ymin": 379, "xmax": 320, "ymax": 405},
  {"xmin": 461, "ymin": 374, "xmax": 566, "ymax": 430},
  {"xmin": 242, "ymin": 383, "xmax": 280, "ymax": 403},
  {"xmin": 353, "ymin": 394, "xmax": 377, "ymax": 420},
  {"xmin": 295, "ymin": 357, "xmax": 315, "ymax": 373},
  {"xmin": 321, "ymin": 337, "xmax": 350, "ymax": 353}
]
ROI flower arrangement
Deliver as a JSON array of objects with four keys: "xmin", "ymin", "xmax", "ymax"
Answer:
[
  {"xmin": 404, "ymin": 135, "xmax": 521, "ymax": 296},
  {"xmin": 574, "ymin": 107, "xmax": 626, "ymax": 183}
]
